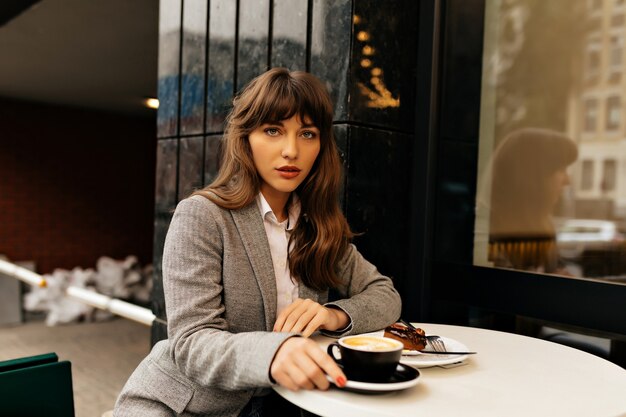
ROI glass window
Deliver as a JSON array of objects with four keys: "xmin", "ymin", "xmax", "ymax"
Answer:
[
  {"xmin": 589, "ymin": 0, "xmax": 603, "ymax": 11},
  {"xmin": 475, "ymin": 0, "xmax": 626, "ymax": 283},
  {"xmin": 583, "ymin": 98, "xmax": 598, "ymax": 131},
  {"xmin": 606, "ymin": 95, "xmax": 621, "ymax": 130},
  {"xmin": 612, "ymin": 14, "xmax": 625, "ymax": 26},
  {"xmin": 581, "ymin": 159, "xmax": 595, "ymax": 190},
  {"xmin": 586, "ymin": 37, "xmax": 602, "ymax": 77},
  {"xmin": 603, "ymin": 159, "xmax": 617, "ymax": 191},
  {"xmin": 610, "ymin": 34, "xmax": 624, "ymax": 70}
]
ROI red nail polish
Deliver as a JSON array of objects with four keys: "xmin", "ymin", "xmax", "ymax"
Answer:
[{"xmin": 336, "ymin": 376, "xmax": 346, "ymax": 387}]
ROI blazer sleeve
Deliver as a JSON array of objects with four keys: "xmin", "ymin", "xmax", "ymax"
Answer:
[
  {"xmin": 325, "ymin": 244, "xmax": 402, "ymax": 335},
  {"xmin": 162, "ymin": 197, "xmax": 294, "ymax": 390}
]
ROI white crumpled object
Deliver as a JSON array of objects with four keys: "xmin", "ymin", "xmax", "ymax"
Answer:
[
  {"xmin": 23, "ymin": 255, "xmax": 153, "ymax": 326},
  {"xmin": 24, "ymin": 268, "xmax": 95, "ymax": 326}
]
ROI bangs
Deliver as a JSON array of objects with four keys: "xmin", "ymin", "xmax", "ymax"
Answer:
[
  {"xmin": 240, "ymin": 70, "xmax": 332, "ymax": 133},
  {"xmin": 262, "ymin": 90, "xmax": 313, "ymax": 125},
  {"xmin": 497, "ymin": 128, "xmax": 578, "ymax": 172}
]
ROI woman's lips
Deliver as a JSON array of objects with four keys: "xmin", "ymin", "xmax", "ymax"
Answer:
[{"xmin": 276, "ymin": 165, "xmax": 301, "ymax": 179}]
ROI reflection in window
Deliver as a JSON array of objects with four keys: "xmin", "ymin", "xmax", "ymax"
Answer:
[
  {"xmin": 583, "ymin": 98, "xmax": 598, "ymax": 131},
  {"xmin": 602, "ymin": 159, "xmax": 617, "ymax": 191},
  {"xmin": 590, "ymin": 0, "xmax": 603, "ymax": 10},
  {"xmin": 606, "ymin": 95, "xmax": 621, "ymax": 130},
  {"xmin": 481, "ymin": 129, "xmax": 578, "ymax": 273},
  {"xmin": 610, "ymin": 34, "xmax": 624, "ymax": 70},
  {"xmin": 476, "ymin": 0, "xmax": 626, "ymax": 283},
  {"xmin": 585, "ymin": 36, "xmax": 602, "ymax": 77},
  {"xmin": 581, "ymin": 160, "xmax": 595, "ymax": 190}
]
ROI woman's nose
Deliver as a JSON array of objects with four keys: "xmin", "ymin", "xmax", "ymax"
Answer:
[{"xmin": 281, "ymin": 135, "xmax": 298, "ymax": 159}]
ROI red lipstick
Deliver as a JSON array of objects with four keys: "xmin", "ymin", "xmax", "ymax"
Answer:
[{"xmin": 276, "ymin": 165, "xmax": 301, "ymax": 179}]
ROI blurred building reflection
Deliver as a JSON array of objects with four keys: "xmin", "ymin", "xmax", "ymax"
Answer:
[
  {"xmin": 474, "ymin": 0, "xmax": 626, "ymax": 282},
  {"xmin": 567, "ymin": 0, "xmax": 626, "ymax": 220}
]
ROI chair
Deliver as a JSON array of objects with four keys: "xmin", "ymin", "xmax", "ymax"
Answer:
[{"xmin": 0, "ymin": 352, "xmax": 75, "ymax": 417}]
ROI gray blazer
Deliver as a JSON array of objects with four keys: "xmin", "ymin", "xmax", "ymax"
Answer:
[{"xmin": 114, "ymin": 195, "xmax": 401, "ymax": 417}]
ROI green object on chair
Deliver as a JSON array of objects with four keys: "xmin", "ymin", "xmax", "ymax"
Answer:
[{"xmin": 0, "ymin": 352, "xmax": 75, "ymax": 417}]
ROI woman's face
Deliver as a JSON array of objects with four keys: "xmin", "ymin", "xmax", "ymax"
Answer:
[
  {"xmin": 547, "ymin": 168, "xmax": 571, "ymax": 208},
  {"xmin": 248, "ymin": 114, "xmax": 321, "ymax": 207}
]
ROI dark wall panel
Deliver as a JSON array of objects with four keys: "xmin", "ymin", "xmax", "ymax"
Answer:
[
  {"xmin": 345, "ymin": 125, "xmax": 412, "ymax": 290},
  {"xmin": 439, "ymin": 0, "xmax": 485, "ymax": 142},
  {"xmin": 350, "ymin": 0, "xmax": 418, "ymax": 132},
  {"xmin": 271, "ymin": 0, "xmax": 308, "ymax": 70},
  {"xmin": 206, "ymin": 0, "xmax": 236, "ymax": 133},
  {"xmin": 157, "ymin": 0, "xmax": 182, "ymax": 137},
  {"xmin": 178, "ymin": 136, "xmax": 204, "ymax": 199},
  {"xmin": 155, "ymin": 138, "xmax": 178, "ymax": 213},
  {"xmin": 433, "ymin": 140, "xmax": 478, "ymax": 264},
  {"xmin": 237, "ymin": 0, "xmax": 270, "ymax": 91},
  {"xmin": 180, "ymin": 0, "xmax": 207, "ymax": 135},
  {"xmin": 203, "ymin": 134, "xmax": 222, "ymax": 186},
  {"xmin": 310, "ymin": 0, "xmax": 353, "ymax": 121}
]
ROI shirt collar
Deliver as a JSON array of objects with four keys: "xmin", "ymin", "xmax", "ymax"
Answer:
[{"xmin": 256, "ymin": 192, "xmax": 301, "ymax": 231}]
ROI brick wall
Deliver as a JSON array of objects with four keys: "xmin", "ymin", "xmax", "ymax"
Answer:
[{"xmin": 0, "ymin": 98, "xmax": 156, "ymax": 273}]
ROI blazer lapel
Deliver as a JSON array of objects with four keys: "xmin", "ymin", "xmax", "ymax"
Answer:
[{"xmin": 231, "ymin": 202, "xmax": 277, "ymax": 331}]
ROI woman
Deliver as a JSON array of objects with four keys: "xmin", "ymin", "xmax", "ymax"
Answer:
[
  {"xmin": 487, "ymin": 128, "xmax": 578, "ymax": 272},
  {"xmin": 114, "ymin": 68, "xmax": 401, "ymax": 416}
]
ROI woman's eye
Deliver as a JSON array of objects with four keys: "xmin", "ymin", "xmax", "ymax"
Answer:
[
  {"xmin": 264, "ymin": 128, "xmax": 280, "ymax": 136},
  {"xmin": 302, "ymin": 131, "xmax": 317, "ymax": 139}
]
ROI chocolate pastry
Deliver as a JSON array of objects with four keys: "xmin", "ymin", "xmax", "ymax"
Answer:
[{"xmin": 384, "ymin": 323, "xmax": 427, "ymax": 351}]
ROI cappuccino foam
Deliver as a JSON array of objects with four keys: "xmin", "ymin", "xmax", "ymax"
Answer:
[{"xmin": 342, "ymin": 336, "xmax": 401, "ymax": 352}]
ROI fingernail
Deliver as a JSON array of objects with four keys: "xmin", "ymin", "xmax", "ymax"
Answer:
[{"xmin": 336, "ymin": 376, "xmax": 346, "ymax": 387}]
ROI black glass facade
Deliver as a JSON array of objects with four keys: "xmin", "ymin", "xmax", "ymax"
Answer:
[{"xmin": 153, "ymin": 0, "xmax": 419, "ymax": 343}]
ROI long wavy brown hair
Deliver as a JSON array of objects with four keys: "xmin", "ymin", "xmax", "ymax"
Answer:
[
  {"xmin": 194, "ymin": 68, "xmax": 353, "ymax": 290},
  {"xmin": 488, "ymin": 128, "xmax": 578, "ymax": 272}
]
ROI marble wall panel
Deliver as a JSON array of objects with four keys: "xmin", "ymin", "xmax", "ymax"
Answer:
[
  {"xmin": 151, "ymin": 210, "xmax": 172, "ymax": 330},
  {"xmin": 180, "ymin": 0, "xmax": 207, "ymax": 135},
  {"xmin": 178, "ymin": 136, "xmax": 204, "ymax": 199},
  {"xmin": 155, "ymin": 139, "xmax": 178, "ymax": 213},
  {"xmin": 333, "ymin": 123, "xmax": 348, "ymax": 209},
  {"xmin": 158, "ymin": 0, "xmax": 182, "ymax": 137},
  {"xmin": 344, "ymin": 125, "xmax": 412, "ymax": 289},
  {"xmin": 439, "ymin": 0, "xmax": 485, "ymax": 142},
  {"xmin": 310, "ymin": 0, "xmax": 352, "ymax": 121},
  {"xmin": 271, "ymin": 0, "xmax": 308, "ymax": 70},
  {"xmin": 350, "ymin": 0, "xmax": 418, "ymax": 133},
  {"xmin": 237, "ymin": 0, "xmax": 270, "ymax": 91},
  {"xmin": 206, "ymin": 0, "xmax": 237, "ymax": 133},
  {"xmin": 433, "ymin": 139, "xmax": 478, "ymax": 264},
  {"xmin": 203, "ymin": 134, "xmax": 223, "ymax": 186}
]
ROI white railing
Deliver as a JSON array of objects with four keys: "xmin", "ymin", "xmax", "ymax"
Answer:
[{"xmin": 0, "ymin": 259, "xmax": 158, "ymax": 326}]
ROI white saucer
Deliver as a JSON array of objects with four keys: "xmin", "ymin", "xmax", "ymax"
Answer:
[{"xmin": 326, "ymin": 363, "xmax": 420, "ymax": 394}]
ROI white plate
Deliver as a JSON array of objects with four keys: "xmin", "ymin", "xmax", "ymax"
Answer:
[
  {"xmin": 326, "ymin": 363, "xmax": 420, "ymax": 393},
  {"xmin": 400, "ymin": 336, "xmax": 470, "ymax": 368}
]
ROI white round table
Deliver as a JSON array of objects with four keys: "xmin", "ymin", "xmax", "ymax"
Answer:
[{"xmin": 273, "ymin": 323, "xmax": 626, "ymax": 417}]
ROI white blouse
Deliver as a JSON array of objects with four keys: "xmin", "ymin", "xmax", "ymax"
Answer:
[{"xmin": 256, "ymin": 193, "xmax": 300, "ymax": 316}]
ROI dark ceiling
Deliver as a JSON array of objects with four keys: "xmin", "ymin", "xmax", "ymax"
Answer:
[{"xmin": 0, "ymin": 0, "xmax": 159, "ymax": 116}]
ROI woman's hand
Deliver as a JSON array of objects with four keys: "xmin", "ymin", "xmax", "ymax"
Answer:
[
  {"xmin": 270, "ymin": 337, "xmax": 346, "ymax": 391},
  {"xmin": 273, "ymin": 298, "xmax": 349, "ymax": 337}
]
